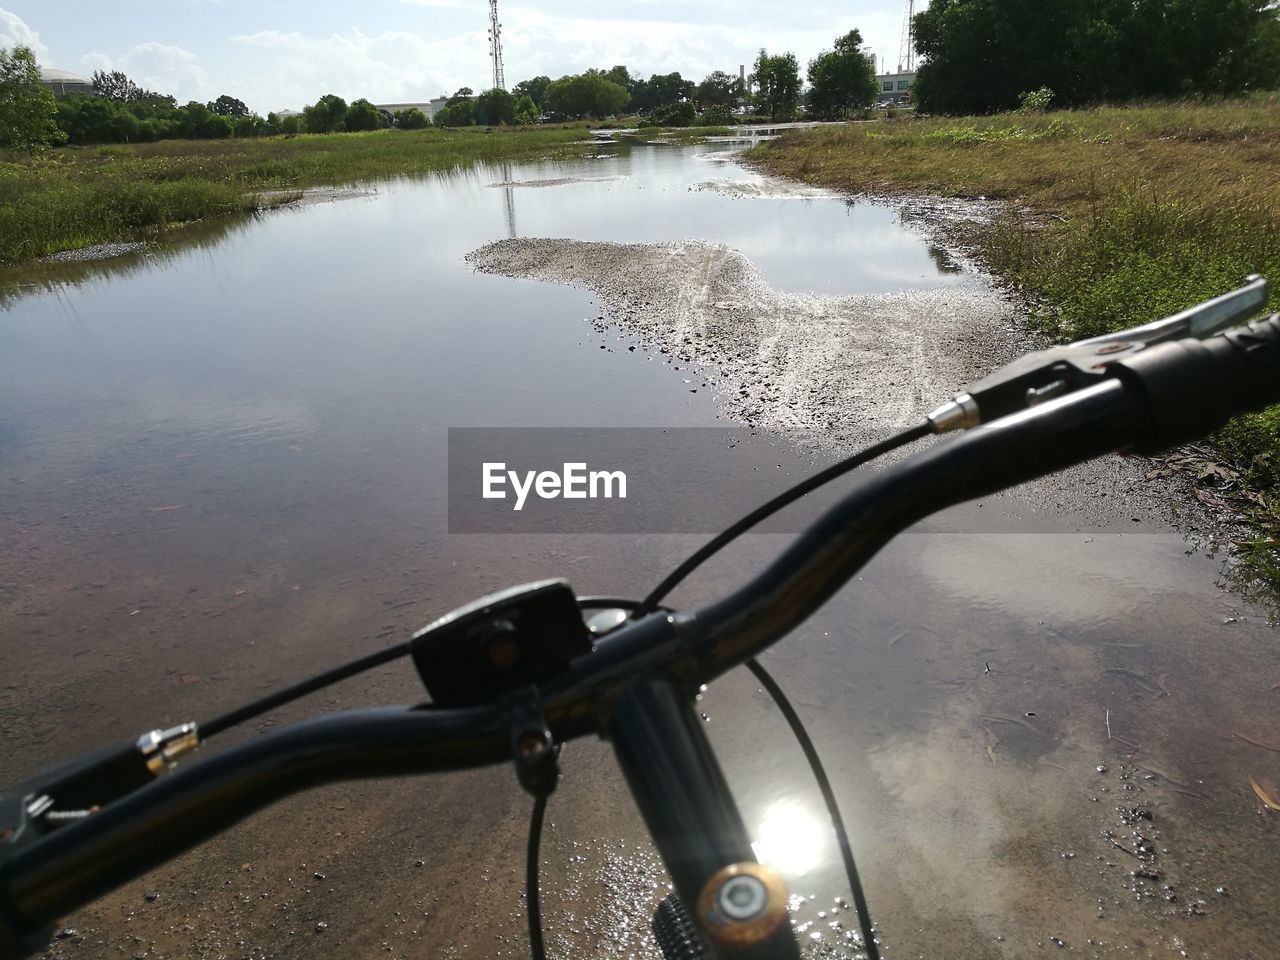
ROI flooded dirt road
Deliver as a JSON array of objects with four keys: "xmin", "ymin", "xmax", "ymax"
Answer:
[{"xmin": 1, "ymin": 142, "xmax": 1277, "ymax": 960}]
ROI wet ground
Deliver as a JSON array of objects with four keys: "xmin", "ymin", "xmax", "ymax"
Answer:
[{"xmin": 1, "ymin": 142, "xmax": 1277, "ymax": 960}]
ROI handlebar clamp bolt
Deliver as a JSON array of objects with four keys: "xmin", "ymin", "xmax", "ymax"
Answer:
[
  {"xmin": 697, "ymin": 863, "xmax": 789, "ymax": 946},
  {"xmin": 718, "ymin": 875, "xmax": 768, "ymax": 921}
]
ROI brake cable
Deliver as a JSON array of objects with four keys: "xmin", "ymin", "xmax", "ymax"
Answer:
[{"xmin": 200, "ymin": 641, "xmax": 415, "ymax": 739}]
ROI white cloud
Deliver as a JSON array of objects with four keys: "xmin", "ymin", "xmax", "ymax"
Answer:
[
  {"xmin": 0, "ymin": 7, "xmax": 49, "ymax": 61},
  {"xmin": 80, "ymin": 41, "xmax": 217, "ymax": 105},
  {"xmin": 398, "ymin": 0, "xmax": 477, "ymax": 9},
  {"xmin": 498, "ymin": 7, "xmax": 902, "ymax": 80},
  {"xmin": 231, "ymin": 28, "xmax": 484, "ymax": 111}
]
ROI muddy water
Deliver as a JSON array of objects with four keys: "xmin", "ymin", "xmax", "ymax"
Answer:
[{"xmin": 0, "ymin": 144, "xmax": 1276, "ymax": 960}]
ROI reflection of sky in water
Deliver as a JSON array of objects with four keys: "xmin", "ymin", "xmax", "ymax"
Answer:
[{"xmin": 0, "ymin": 143, "xmax": 973, "ymax": 475}]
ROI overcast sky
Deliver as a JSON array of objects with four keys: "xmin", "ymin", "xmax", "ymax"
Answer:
[{"xmin": 2, "ymin": 1, "xmax": 920, "ymax": 113}]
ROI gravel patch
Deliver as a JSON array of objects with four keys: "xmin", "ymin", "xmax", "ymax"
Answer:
[
  {"xmin": 689, "ymin": 176, "xmax": 840, "ymax": 199},
  {"xmin": 256, "ymin": 186, "xmax": 376, "ymax": 207},
  {"xmin": 41, "ymin": 242, "xmax": 146, "ymax": 264},
  {"xmin": 488, "ymin": 175, "xmax": 628, "ymax": 189}
]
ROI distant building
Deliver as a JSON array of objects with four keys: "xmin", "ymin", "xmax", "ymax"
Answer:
[
  {"xmin": 876, "ymin": 70, "xmax": 915, "ymax": 104},
  {"xmin": 40, "ymin": 67, "xmax": 94, "ymax": 97},
  {"xmin": 376, "ymin": 97, "xmax": 451, "ymax": 120}
]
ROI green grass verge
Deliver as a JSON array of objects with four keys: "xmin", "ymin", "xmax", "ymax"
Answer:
[
  {"xmin": 0, "ymin": 126, "xmax": 597, "ymax": 265},
  {"xmin": 749, "ymin": 95, "xmax": 1280, "ymax": 594}
]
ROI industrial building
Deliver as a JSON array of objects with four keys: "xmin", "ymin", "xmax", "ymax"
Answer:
[
  {"xmin": 375, "ymin": 97, "xmax": 451, "ymax": 120},
  {"xmin": 39, "ymin": 68, "xmax": 94, "ymax": 97},
  {"xmin": 876, "ymin": 70, "xmax": 915, "ymax": 104}
]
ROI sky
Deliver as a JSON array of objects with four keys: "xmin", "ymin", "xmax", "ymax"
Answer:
[{"xmin": 1, "ymin": 1, "xmax": 921, "ymax": 114}]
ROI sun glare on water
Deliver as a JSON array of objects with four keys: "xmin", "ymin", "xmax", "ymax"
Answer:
[{"xmin": 751, "ymin": 802, "xmax": 825, "ymax": 877}]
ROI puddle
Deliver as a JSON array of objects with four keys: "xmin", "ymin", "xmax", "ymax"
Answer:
[{"xmin": 2, "ymin": 143, "xmax": 1276, "ymax": 960}]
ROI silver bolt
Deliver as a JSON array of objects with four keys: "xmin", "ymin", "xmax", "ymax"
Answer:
[{"xmin": 717, "ymin": 875, "xmax": 767, "ymax": 921}]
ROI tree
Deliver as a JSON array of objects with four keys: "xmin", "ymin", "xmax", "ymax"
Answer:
[
  {"xmin": 178, "ymin": 101, "xmax": 233, "ymax": 138},
  {"xmin": 0, "ymin": 46, "xmax": 60, "ymax": 150},
  {"xmin": 512, "ymin": 75, "xmax": 551, "ymax": 108},
  {"xmin": 695, "ymin": 71, "xmax": 740, "ymax": 110},
  {"xmin": 912, "ymin": 0, "xmax": 1280, "ymax": 114},
  {"xmin": 232, "ymin": 114, "xmax": 269, "ymax": 137},
  {"xmin": 806, "ymin": 30, "xmax": 879, "ymax": 120},
  {"xmin": 450, "ymin": 87, "xmax": 474, "ymax": 102},
  {"xmin": 92, "ymin": 69, "xmax": 142, "ymax": 102},
  {"xmin": 544, "ymin": 72, "xmax": 629, "ymax": 118},
  {"xmin": 514, "ymin": 94, "xmax": 539, "ymax": 124},
  {"xmin": 750, "ymin": 51, "xmax": 801, "ymax": 120},
  {"xmin": 638, "ymin": 101, "xmax": 697, "ymax": 127},
  {"xmin": 396, "ymin": 107, "xmax": 430, "ymax": 129},
  {"xmin": 208, "ymin": 94, "xmax": 249, "ymax": 118},
  {"xmin": 632, "ymin": 71, "xmax": 694, "ymax": 112},
  {"xmin": 433, "ymin": 99, "xmax": 476, "ymax": 126},
  {"xmin": 475, "ymin": 87, "xmax": 516, "ymax": 125},
  {"xmin": 344, "ymin": 98, "xmax": 383, "ymax": 131},
  {"xmin": 601, "ymin": 65, "xmax": 636, "ymax": 97},
  {"xmin": 303, "ymin": 94, "xmax": 348, "ymax": 133}
]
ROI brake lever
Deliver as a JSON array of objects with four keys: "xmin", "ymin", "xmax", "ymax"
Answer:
[
  {"xmin": 0, "ymin": 725, "xmax": 200, "ymax": 840},
  {"xmin": 928, "ymin": 274, "xmax": 1270, "ymax": 432}
]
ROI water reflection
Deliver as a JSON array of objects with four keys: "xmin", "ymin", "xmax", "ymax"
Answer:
[
  {"xmin": 927, "ymin": 244, "xmax": 963, "ymax": 274},
  {"xmin": 499, "ymin": 162, "xmax": 517, "ymax": 238},
  {"xmin": 0, "ymin": 213, "xmax": 257, "ymax": 311}
]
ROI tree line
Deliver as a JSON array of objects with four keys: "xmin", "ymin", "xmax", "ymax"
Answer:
[
  {"xmin": 13, "ymin": 1, "xmax": 1279, "ymax": 152},
  {"xmin": 913, "ymin": 0, "xmax": 1280, "ymax": 113},
  {"xmin": 2, "ymin": 26, "xmax": 886, "ymax": 150}
]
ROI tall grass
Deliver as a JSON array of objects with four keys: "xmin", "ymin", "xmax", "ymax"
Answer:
[
  {"xmin": 0, "ymin": 126, "xmax": 597, "ymax": 265},
  {"xmin": 751, "ymin": 95, "xmax": 1280, "ymax": 592}
]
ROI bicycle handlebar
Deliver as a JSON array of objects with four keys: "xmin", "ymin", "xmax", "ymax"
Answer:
[{"xmin": 3, "ymin": 310, "xmax": 1279, "ymax": 958}]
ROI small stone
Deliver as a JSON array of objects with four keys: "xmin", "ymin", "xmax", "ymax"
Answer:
[
  {"xmin": 313, "ymin": 872, "xmax": 326, "ymax": 881},
  {"xmin": 315, "ymin": 922, "xmax": 328, "ymax": 933},
  {"xmin": 143, "ymin": 891, "xmax": 160, "ymax": 903}
]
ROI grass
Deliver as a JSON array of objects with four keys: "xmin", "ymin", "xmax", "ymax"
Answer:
[
  {"xmin": 0, "ymin": 125, "xmax": 597, "ymax": 265},
  {"xmin": 749, "ymin": 94, "xmax": 1280, "ymax": 595}
]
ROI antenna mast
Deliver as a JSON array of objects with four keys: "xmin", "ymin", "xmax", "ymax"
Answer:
[
  {"xmin": 488, "ymin": 0, "xmax": 506, "ymax": 91},
  {"xmin": 897, "ymin": 0, "xmax": 916, "ymax": 73}
]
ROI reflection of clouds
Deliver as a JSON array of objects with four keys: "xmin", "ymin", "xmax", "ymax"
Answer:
[
  {"xmin": 134, "ymin": 388, "xmax": 317, "ymax": 446},
  {"xmin": 865, "ymin": 715, "xmax": 1077, "ymax": 933},
  {"xmin": 911, "ymin": 533, "xmax": 1185, "ymax": 629},
  {"xmin": 0, "ymin": 215, "xmax": 254, "ymax": 313}
]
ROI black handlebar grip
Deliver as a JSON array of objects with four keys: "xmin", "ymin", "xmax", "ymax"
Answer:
[{"xmin": 1110, "ymin": 313, "xmax": 1280, "ymax": 455}]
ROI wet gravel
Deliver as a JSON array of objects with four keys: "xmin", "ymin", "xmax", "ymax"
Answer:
[{"xmin": 41, "ymin": 241, "xmax": 147, "ymax": 264}]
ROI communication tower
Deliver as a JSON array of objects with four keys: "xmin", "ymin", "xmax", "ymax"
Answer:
[
  {"xmin": 897, "ymin": 0, "xmax": 917, "ymax": 74},
  {"xmin": 488, "ymin": 0, "xmax": 506, "ymax": 91}
]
